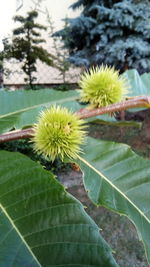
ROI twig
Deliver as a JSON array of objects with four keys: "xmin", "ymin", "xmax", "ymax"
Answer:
[
  {"xmin": 0, "ymin": 96, "xmax": 150, "ymax": 143},
  {"xmin": 0, "ymin": 128, "xmax": 34, "ymax": 143},
  {"xmin": 76, "ymin": 96, "xmax": 150, "ymax": 119}
]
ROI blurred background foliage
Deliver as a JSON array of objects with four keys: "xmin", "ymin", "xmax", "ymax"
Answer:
[{"xmin": 54, "ymin": 0, "xmax": 150, "ymax": 74}]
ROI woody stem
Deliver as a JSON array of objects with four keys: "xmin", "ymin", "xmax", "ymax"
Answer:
[{"xmin": 0, "ymin": 96, "xmax": 150, "ymax": 143}]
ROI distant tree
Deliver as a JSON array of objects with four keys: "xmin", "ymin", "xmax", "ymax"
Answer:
[
  {"xmin": 54, "ymin": 0, "xmax": 150, "ymax": 73},
  {"xmin": 46, "ymin": 9, "xmax": 71, "ymax": 85},
  {"xmin": 0, "ymin": 58, "xmax": 3, "ymax": 87},
  {"xmin": 2, "ymin": 10, "xmax": 55, "ymax": 88}
]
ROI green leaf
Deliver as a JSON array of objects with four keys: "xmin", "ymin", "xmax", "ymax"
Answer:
[
  {"xmin": 122, "ymin": 69, "xmax": 150, "ymax": 112},
  {"xmin": 75, "ymin": 137, "xmax": 150, "ymax": 265},
  {"xmin": 123, "ymin": 69, "xmax": 150, "ymax": 97},
  {"xmin": 87, "ymin": 114, "xmax": 141, "ymax": 128},
  {"xmin": 0, "ymin": 89, "xmax": 80, "ymax": 133},
  {"xmin": 0, "ymin": 150, "xmax": 118, "ymax": 266}
]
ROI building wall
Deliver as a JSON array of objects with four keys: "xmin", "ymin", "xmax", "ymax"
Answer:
[{"xmin": 4, "ymin": 0, "xmax": 81, "ymax": 86}]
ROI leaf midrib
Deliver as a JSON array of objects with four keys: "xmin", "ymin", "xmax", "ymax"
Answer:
[
  {"xmin": 78, "ymin": 155, "xmax": 150, "ymax": 224},
  {"xmin": 0, "ymin": 96, "xmax": 78, "ymax": 119}
]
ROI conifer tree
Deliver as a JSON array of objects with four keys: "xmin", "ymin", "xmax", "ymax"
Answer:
[
  {"xmin": 55, "ymin": 0, "xmax": 150, "ymax": 73},
  {"xmin": 3, "ymin": 10, "xmax": 55, "ymax": 88}
]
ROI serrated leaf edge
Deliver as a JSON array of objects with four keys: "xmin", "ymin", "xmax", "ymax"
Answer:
[{"xmin": 78, "ymin": 155, "xmax": 150, "ymax": 224}]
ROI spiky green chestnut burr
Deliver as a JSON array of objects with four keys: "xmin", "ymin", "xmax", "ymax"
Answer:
[
  {"xmin": 32, "ymin": 105, "xmax": 86, "ymax": 162},
  {"xmin": 79, "ymin": 65, "xmax": 129, "ymax": 108}
]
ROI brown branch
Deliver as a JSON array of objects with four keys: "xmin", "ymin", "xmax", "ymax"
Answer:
[
  {"xmin": 76, "ymin": 96, "xmax": 150, "ymax": 119},
  {"xmin": 0, "ymin": 96, "xmax": 150, "ymax": 143},
  {"xmin": 0, "ymin": 128, "xmax": 34, "ymax": 143}
]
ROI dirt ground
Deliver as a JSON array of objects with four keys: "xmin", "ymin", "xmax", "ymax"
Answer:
[{"xmin": 58, "ymin": 170, "xmax": 148, "ymax": 267}]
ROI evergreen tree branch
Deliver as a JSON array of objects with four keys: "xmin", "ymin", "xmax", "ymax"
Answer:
[
  {"xmin": 55, "ymin": 0, "xmax": 150, "ymax": 73},
  {"xmin": 2, "ymin": 10, "xmax": 55, "ymax": 88}
]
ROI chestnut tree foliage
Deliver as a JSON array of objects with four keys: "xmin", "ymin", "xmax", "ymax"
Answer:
[
  {"xmin": 0, "ymin": 70, "xmax": 150, "ymax": 265},
  {"xmin": 54, "ymin": 0, "xmax": 150, "ymax": 73}
]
